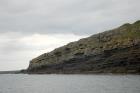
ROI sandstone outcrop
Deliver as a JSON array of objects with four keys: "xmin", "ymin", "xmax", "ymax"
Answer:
[{"xmin": 27, "ymin": 20, "xmax": 140, "ymax": 74}]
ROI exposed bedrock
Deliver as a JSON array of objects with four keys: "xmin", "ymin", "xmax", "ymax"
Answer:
[{"xmin": 27, "ymin": 20, "xmax": 140, "ymax": 74}]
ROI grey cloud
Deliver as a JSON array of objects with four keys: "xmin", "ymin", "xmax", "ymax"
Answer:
[
  {"xmin": 0, "ymin": 0, "xmax": 140, "ymax": 35},
  {"xmin": 0, "ymin": 0, "xmax": 33, "ymax": 14}
]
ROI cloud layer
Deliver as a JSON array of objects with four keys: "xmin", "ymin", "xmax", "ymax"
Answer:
[{"xmin": 0, "ymin": 0, "xmax": 140, "ymax": 35}]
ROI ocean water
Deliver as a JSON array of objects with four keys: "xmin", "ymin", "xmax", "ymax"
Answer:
[{"xmin": 0, "ymin": 74, "xmax": 140, "ymax": 93}]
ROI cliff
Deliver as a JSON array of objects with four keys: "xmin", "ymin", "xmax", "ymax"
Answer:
[{"xmin": 27, "ymin": 20, "xmax": 140, "ymax": 74}]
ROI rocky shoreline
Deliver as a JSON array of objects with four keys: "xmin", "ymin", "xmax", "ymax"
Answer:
[
  {"xmin": 25, "ymin": 20, "xmax": 140, "ymax": 74},
  {"xmin": 0, "ymin": 71, "xmax": 21, "ymax": 74}
]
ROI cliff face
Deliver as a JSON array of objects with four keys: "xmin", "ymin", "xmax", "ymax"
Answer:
[{"xmin": 27, "ymin": 21, "xmax": 140, "ymax": 74}]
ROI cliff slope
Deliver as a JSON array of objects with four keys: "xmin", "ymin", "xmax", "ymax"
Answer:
[{"xmin": 27, "ymin": 20, "xmax": 140, "ymax": 74}]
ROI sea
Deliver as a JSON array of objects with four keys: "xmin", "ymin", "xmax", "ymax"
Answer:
[{"xmin": 0, "ymin": 74, "xmax": 140, "ymax": 93}]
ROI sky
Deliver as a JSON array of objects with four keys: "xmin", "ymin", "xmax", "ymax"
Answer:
[{"xmin": 0, "ymin": 0, "xmax": 140, "ymax": 71}]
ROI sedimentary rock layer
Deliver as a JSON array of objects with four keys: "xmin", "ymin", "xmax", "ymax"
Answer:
[{"xmin": 27, "ymin": 20, "xmax": 140, "ymax": 74}]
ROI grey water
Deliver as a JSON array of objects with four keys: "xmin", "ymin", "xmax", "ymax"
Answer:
[{"xmin": 0, "ymin": 74, "xmax": 140, "ymax": 93}]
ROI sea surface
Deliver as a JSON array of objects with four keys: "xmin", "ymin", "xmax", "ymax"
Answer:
[{"xmin": 0, "ymin": 74, "xmax": 140, "ymax": 93}]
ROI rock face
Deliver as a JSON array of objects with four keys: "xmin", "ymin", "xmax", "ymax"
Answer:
[{"xmin": 27, "ymin": 20, "xmax": 140, "ymax": 74}]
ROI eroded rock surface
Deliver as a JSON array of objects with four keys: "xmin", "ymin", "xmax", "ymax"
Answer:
[{"xmin": 27, "ymin": 20, "xmax": 140, "ymax": 74}]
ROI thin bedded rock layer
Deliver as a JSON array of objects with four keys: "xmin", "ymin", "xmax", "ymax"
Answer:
[{"xmin": 27, "ymin": 20, "xmax": 140, "ymax": 74}]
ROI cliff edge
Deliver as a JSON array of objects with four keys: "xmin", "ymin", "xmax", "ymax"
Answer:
[{"xmin": 27, "ymin": 20, "xmax": 140, "ymax": 74}]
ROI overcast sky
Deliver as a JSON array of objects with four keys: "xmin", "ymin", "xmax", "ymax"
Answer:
[{"xmin": 0, "ymin": 0, "xmax": 140, "ymax": 71}]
